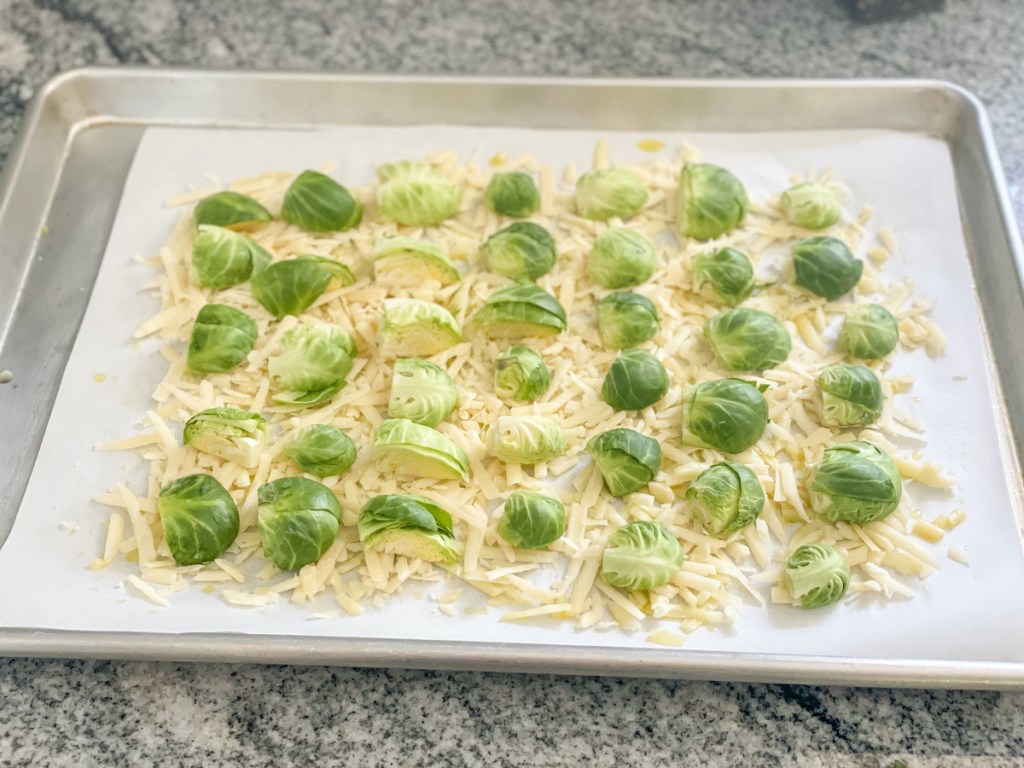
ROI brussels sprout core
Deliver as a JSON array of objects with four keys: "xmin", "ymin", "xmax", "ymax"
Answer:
[
  {"xmin": 807, "ymin": 441, "xmax": 902, "ymax": 523},
  {"xmin": 378, "ymin": 299, "xmax": 462, "ymax": 359},
  {"xmin": 158, "ymin": 474, "xmax": 240, "ymax": 565},
  {"xmin": 704, "ymin": 308, "xmax": 792, "ymax": 371},
  {"xmin": 373, "ymin": 237, "xmax": 460, "ymax": 288},
  {"xmin": 497, "ymin": 491, "xmax": 566, "ymax": 549},
  {"xmin": 587, "ymin": 428, "xmax": 662, "ymax": 497},
  {"xmin": 183, "ymin": 407, "xmax": 268, "ymax": 468},
  {"xmin": 784, "ymin": 543, "xmax": 851, "ymax": 609},
  {"xmin": 676, "ymin": 163, "xmax": 748, "ymax": 241},
  {"xmin": 601, "ymin": 521, "xmax": 684, "ymax": 591},
  {"xmin": 359, "ymin": 494, "xmax": 459, "ymax": 564}
]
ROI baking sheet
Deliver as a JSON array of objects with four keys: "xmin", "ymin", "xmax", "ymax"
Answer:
[{"xmin": 3, "ymin": 123, "xmax": 1022, "ymax": 663}]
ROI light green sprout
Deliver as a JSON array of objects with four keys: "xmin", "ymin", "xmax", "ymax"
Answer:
[
  {"xmin": 494, "ymin": 346, "xmax": 550, "ymax": 403},
  {"xmin": 601, "ymin": 521, "xmax": 684, "ymax": 591},
  {"xmin": 283, "ymin": 425, "xmax": 357, "ymax": 478},
  {"xmin": 793, "ymin": 236, "xmax": 863, "ymax": 300},
  {"xmin": 839, "ymin": 304, "xmax": 900, "ymax": 360},
  {"xmin": 575, "ymin": 168, "xmax": 648, "ymax": 221},
  {"xmin": 190, "ymin": 225, "xmax": 271, "ymax": 289},
  {"xmin": 471, "ymin": 284, "xmax": 567, "ymax": 338},
  {"xmin": 372, "ymin": 236, "xmax": 460, "ymax": 288},
  {"xmin": 372, "ymin": 418, "xmax": 469, "ymax": 481},
  {"xmin": 676, "ymin": 163, "xmax": 748, "ymax": 240},
  {"xmin": 807, "ymin": 441, "xmax": 903, "ymax": 524},
  {"xmin": 183, "ymin": 407, "xmax": 268, "ymax": 468},
  {"xmin": 681, "ymin": 378, "xmax": 769, "ymax": 455},
  {"xmin": 784, "ymin": 543, "xmax": 851, "ymax": 609},
  {"xmin": 359, "ymin": 494, "xmax": 460, "ymax": 564},
  {"xmin": 481, "ymin": 222, "xmax": 557, "ymax": 281},
  {"xmin": 257, "ymin": 477, "xmax": 342, "ymax": 570},
  {"xmin": 780, "ymin": 182, "xmax": 841, "ymax": 230},
  {"xmin": 497, "ymin": 491, "xmax": 566, "ymax": 549},
  {"xmin": 186, "ymin": 304, "xmax": 258, "ymax": 374},
  {"xmin": 587, "ymin": 229, "xmax": 657, "ymax": 289},
  {"xmin": 378, "ymin": 298, "xmax": 462, "ymax": 358},
  {"xmin": 484, "ymin": 172, "xmax": 540, "ymax": 218},
  {"xmin": 281, "ymin": 170, "xmax": 362, "ymax": 233},
  {"xmin": 816, "ymin": 364, "xmax": 884, "ymax": 428},
  {"xmin": 692, "ymin": 248, "xmax": 756, "ymax": 307},
  {"xmin": 491, "ymin": 415, "xmax": 565, "ymax": 464},
  {"xmin": 193, "ymin": 191, "xmax": 272, "ymax": 229},
  {"xmin": 704, "ymin": 308, "xmax": 792, "ymax": 371},
  {"xmin": 389, "ymin": 358, "xmax": 458, "ymax": 427},
  {"xmin": 685, "ymin": 460, "xmax": 765, "ymax": 536},
  {"xmin": 158, "ymin": 474, "xmax": 240, "ymax": 566},
  {"xmin": 268, "ymin": 321, "xmax": 355, "ymax": 406},
  {"xmin": 601, "ymin": 349, "xmax": 669, "ymax": 411},
  {"xmin": 377, "ymin": 161, "xmax": 462, "ymax": 226},
  {"xmin": 587, "ymin": 428, "xmax": 662, "ymax": 497},
  {"xmin": 596, "ymin": 292, "xmax": 659, "ymax": 349}
]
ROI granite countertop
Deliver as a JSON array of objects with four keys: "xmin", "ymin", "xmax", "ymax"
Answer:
[{"xmin": 1, "ymin": 1, "xmax": 1023, "ymax": 765}]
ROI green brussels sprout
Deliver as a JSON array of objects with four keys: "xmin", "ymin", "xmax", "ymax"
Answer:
[
  {"xmin": 685, "ymin": 460, "xmax": 765, "ymax": 536},
  {"xmin": 186, "ymin": 304, "xmax": 258, "ymax": 374},
  {"xmin": 808, "ymin": 441, "xmax": 902, "ymax": 523},
  {"xmin": 372, "ymin": 236, "xmax": 460, "ymax": 288},
  {"xmin": 157, "ymin": 474, "xmax": 240, "ymax": 565},
  {"xmin": 681, "ymin": 378, "xmax": 769, "ymax": 455},
  {"xmin": 283, "ymin": 424, "xmax": 357, "ymax": 477},
  {"xmin": 793, "ymin": 236, "xmax": 863, "ymax": 300},
  {"xmin": 378, "ymin": 298, "xmax": 462, "ymax": 359},
  {"xmin": 389, "ymin": 358, "xmax": 458, "ymax": 427},
  {"xmin": 780, "ymin": 182, "xmax": 841, "ymax": 230},
  {"xmin": 257, "ymin": 477, "xmax": 342, "ymax": 571},
  {"xmin": 190, "ymin": 225, "xmax": 271, "ymax": 289},
  {"xmin": 587, "ymin": 428, "xmax": 662, "ymax": 497},
  {"xmin": 492, "ymin": 415, "xmax": 565, "ymax": 464},
  {"xmin": 816, "ymin": 364, "xmax": 883, "ymax": 428},
  {"xmin": 193, "ymin": 191, "xmax": 272, "ymax": 229},
  {"xmin": 471, "ymin": 284, "xmax": 567, "ymax": 338},
  {"xmin": 494, "ymin": 345, "xmax": 550, "ymax": 402},
  {"xmin": 839, "ymin": 304, "xmax": 900, "ymax": 360},
  {"xmin": 481, "ymin": 222, "xmax": 557, "ymax": 281},
  {"xmin": 601, "ymin": 349, "xmax": 669, "ymax": 411},
  {"xmin": 692, "ymin": 247, "xmax": 756, "ymax": 307},
  {"xmin": 587, "ymin": 229, "xmax": 657, "ymax": 289},
  {"xmin": 676, "ymin": 163, "xmax": 748, "ymax": 241},
  {"xmin": 497, "ymin": 490, "xmax": 566, "ymax": 549},
  {"xmin": 601, "ymin": 520, "xmax": 684, "ymax": 591},
  {"xmin": 268, "ymin": 321, "xmax": 355, "ymax": 406},
  {"xmin": 281, "ymin": 170, "xmax": 362, "ymax": 233},
  {"xmin": 484, "ymin": 172, "xmax": 540, "ymax": 218},
  {"xmin": 358, "ymin": 494, "xmax": 459, "ymax": 564},
  {"xmin": 784, "ymin": 543, "xmax": 851, "ymax": 609},
  {"xmin": 296, "ymin": 254, "xmax": 356, "ymax": 286},
  {"xmin": 376, "ymin": 161, "xmax": 462, "ymax": 226},
  {"xmin": 596, "ymin": 292, "xmax": 659, "ymax": 349},
  {"xmin": 704, "ymin": 308, "xmax": 792, "ymax": 371},
  {"xmin": 575, "ymin": 168, "xmax": 648, "ymax": 221},
  {"xmin": 183, "ymin": 407, "xmax": 268, "ymax": 468},
  {"xmin": 372, "ymin": 418, "xmax": 469, "ymax": 481},
  {"xmin": 250, "ymin": 258, "xmax": 332, "ymax": 320}
]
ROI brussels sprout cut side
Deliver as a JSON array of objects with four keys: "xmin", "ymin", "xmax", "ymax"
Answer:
[
  {"xmin": 257, "ymin": 477, "xmax": 342, "ymax": 571},
  {"xmin": 281, "ymin": 170, "xmax": 362, "ymax": 233},
  {"xmin": 784, "ymin": 543, "xmax": 851, "ymax": 609},
  {"xmin": 183, "ymin": 407, "xmax": 268, "ymax": 469},
  {"xmin": 793, "ymin": 236, "xmax": 863, "ymax": 300},
  {"xmin": 359, "ymin": 494, "xmax": 459, "ymax": 564},
  {"xmin": 283, "ymin": 424, "xmax": 357, "ymax": 478},
  {"xmin": 816, "ymin": 364, "xmax": 883, "ymax": 428},
  {"xmin": 601, "ymin": 521, "xmax": 684, "ymax": 591},
  {"xmin": 250, "ymin": 258, "xmax": 333, "ymax": 320},
  {"xmin": 187, "ymin": 304, "xmax": 258, "ymax": 374},
  {"xmin": 704, "ymin": 308, "xmax": 792, "ymax": 372},
  {"xmin": 158, "ymin": 474, "xmax": 240, "ymax": 565},
  {"xmin": 494, "ymin": 346, "xmax": 550, "ymax": 403},
  {"xmin": 373, "ymin": 237, "xmax": 460, "ymax": 288},
  {"xmin": 389, "ymin": 358, "xmax": 458, "ymax": 427},
  {"xmin": 497, "ymin": 491, "xmax": 566, "ymax": 549},
  {"xmin": 193, "ymin": 191, "xmax": 272, "ymax": 230},
  {"xmin": 190, "ymin": 225, "xmax": 271, "ymax": 290},
  {"xmin": 372, "ymin": 419, "xmax": 469, "ymax": 481},
  {"xmin": 681, "ymin": 378, "xmax": 769, "ymax": 455},
  {"xmin": 596, "ymin": 292, "xmax": 659, "ymax": 350},
  {"xmin": 840, "ymin": 304, "xmax": 900, "ymax": 359},
  {"xmin": 692, "ymin": 248, "xmax": 756, "ymax": 307},
  {"xmin": 601, "ymin": 349, "xmax": 669, "ymax": 411},
  {"xmin": 587, "ymin": 428, "xmax": 662, "ymax": 497},
  {"xmin": 676, "ymin": 163, "xmax": 748, "ymax": 241},
  {"xmin": 780, "ymin": 182, "xmax": 842, "ymax": 230},
  {"xmin": 588, "ymin": 229, "xmax": 657, "ymax": 289},
  {"xmin": 268, "ymin": 321, "xmax": 355, "ymax": 406},
  {"xmin": 808, "ymin": 441, "xmax": 902, "ymax": 524},
  {"xmin": 297, "ymin": 254, "xmax": 356, "ymax": 287},
  {"xmin": 471, "ymin": 284, "xmax": 567, "ymax": 338},
  {"xmin": 377, "ymin": 161, "xmax": 462, "ymax": 227},
  {"xmin": 492, "ymin": 415, "xmax": 565, "ymax": 464},
  {"xmin": 481, "ymin": 222, "xmax": 557, "ymax": 281},
  {"xmin": 685, "ymin": 460, "xmax": 765, "ymax": 536},
  {"xmin": 378, "ymin": 298, "xmax": 462, "ymax": 359},
  {"xmin": 575, "ymin": 168, "xmax": 648, "ymax": 221},
  {"xmin": 484, "ymin": 172, "xmax": 540, "ymax": 218}
]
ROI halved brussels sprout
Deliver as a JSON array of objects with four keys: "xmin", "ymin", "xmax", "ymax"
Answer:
[
  {"xmin": 588, "ymin": 229, "xmax": 657, "ymax": 289},
  {"xmin": 283, "ymin": 424, "xmax": 357, "ymax": 478},
  {"xmin": 378, "ymin": 298, "xmax": 462, "ymax": 359},
  {"xmin": 784, "ymin": 543, "xmax": 850, "ymax": 609},
  {"xmin": 587, "ymin": 428, "xmax": 662, "ymax": 497},
  {"xmin": 596, "ymin": 292, "xmax": 659, "ymax": 349},
  {"xmin": 389, "ymin": 358, "xmax": 458, "ymax": 427},
  {"xmin": 377, "ymin": 161, "xmax": 462, "ymax": 226},
  {"xmin": 685, "ymin": 460, "xmax": 765, "ymax": 536},
  {"xmin": 481, "ymin": 222, "xmax": 557, "ymax": 281},
  {"xmin": 296, "ymin": 254, "xmax": 356, "ymax": 286},
  {"xmin": 193, "ymin": 191, "xmax": 272, "ymax": 229},
  {"xmin": 491, "ymin": 415, "xmax": 565, "ymax": 464},
  {"xmin": 250, "ymin": 258, "xmax": 332, "ymax": 320},
  {"xmin": 793, "ymin": 236, "xmax": 863, "ymax": 300},
  {"xmin": 601, "ymin": 349, "xmax": 669, "ymax": 411},
  {"xmin": 780, "ymin": 182, "xmax": 841, "ymax": 230},
  {"xmin": 704, "ymin": 308, "xmax": 792, "ymax": 371},
  {"xmin": 281, "ymin": 170, "xmax": 362, "ymax": 233},
  {"xmin": 497, "ymin": 490, "xmax": 566, "ymax": 549},
  {"xmin": 268, "ymin": 321, "xmax": 355, "ymax": 406},
  {"xmin": 359, "ymin": 494, "xmax": 459, "ymax": 564},
  {"xmin": 187, "ymin": 304, "xmax": 258, "ymax": 374},
  {"xmin": 372, "ymin": 418, "xmax": 469, "ymax": 481},
  {"xmin": 808, "ymin": 441, "xmax": 902, "ymax": 523},
  {"xmin": 692, "ymin": 247, "xmax": 756, "ymax": 307},
  {"xmin": 372, "ymin": 237, "xmax": 460, "ymax": 288},
  {"xmin": 471, "ymin": 284, "xmax": 567, "ymax": 338},
  {"xmin": 158, "ymin": 474, "xmax": 240, "ymax": 565},
  {"xmin": 183, "ymin": 407, "xmax": 268, "ymax": 468},
  {"xmin": 676, "ymin": 163, "xmax": 748, "ymax": 241},
  {"xmin": 839, "ymin": 304, "xmax": 900, "ymax": 360},
  {"xmin": 601, "ymin": 520, "xmax": 684, "ymax": 591},
  {"xmin": 494, "ymin": 345, "xmax": 550, "ymax": 403},
  {"xmin": 816, "ymin": 364, "xmax": 883, "ymax": 428},
  {"xmin": 681, "ymin": 378, "xmax": 769, "ymax": 455},
  {"xmin": 190, "ymin": 225, "xmax": 271, "ymax": 289},
  {"xmin": 575, "ymin": 168, "xmax": 648, "ymax": 221},
  {"xmin": 257, "ymin": 477, "xmax": 342, "ymax": 571},
  {"xmin": 484, "ymin": 172, "xmax": 540, "ymax": 218}
]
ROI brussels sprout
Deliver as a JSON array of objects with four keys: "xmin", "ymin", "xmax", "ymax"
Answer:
[
  {"xmin": 780, "ymin": 182, "xmax": 841, "ymax": 230},
  {"xmin": 601, "ymin": 521, "xmax": 684, "ymax": 591},
  {"xmin": 268, "ymin": 321, "xmax": 355, "ymax": 406},
  {"xmin": 839, "ymin": 304, "xmax": 900, "ymax": 360},
  {"xmin": 359, "ymin": 494, "xmax": 459, "ymax": 563},
  {"xmin": 183, "ymin": 407, "xmax": 268, "ymax": 468},
  {"xmin": 685, "ymin": 460, "xmax": 765, "ymax": 536},
  {"xmin": 283, "ymin": 424, "xmax": 357, "ymax": 477},
  {"xmin": 296, "ymin": 254, "xmax": 356, "ymax": 286},
  {"xmin": 378, "ymin": 298, "xmax": 462, "ymax": 359},
  {"xmin": 497, "ymin": 490, "xmax": 566, "ymax": 549},
  {"xmin": 484, "ymin": 172, "xmax": 540, "ymax": 218},
  {"xmin": 704, "ymin": 308, "xmax": 792, "ymax": 371},
  {"xmin": 372, "ymin": 419, "xmax": 469, "ymax": 481},
  {"xmin": 187, "ymin": 304, "xmax": 258, "ymax": 374},
  {"xmin": 692, "ymin": 247, "xmax": 756, "ymax": 307},
  {"xmin": 808, "ymin": 441, "xmax": 902, "ymax": 523},
  {"xmin": 588, "ymin": 229, "xmax": 657, "ymax": 289},
  {"xmin": 158, "ymin": 474, "xmax": 240, "ymax": 565},
  {"xmin": 193, "ymin": 191, "xmax": 272, "ymax": 229},
  {"xmin": 471, "ymin": 284, "xmax": 567, "ymax": 338},
  {"xmin": 596, "ymin": 292, "xmax": 659, "ymax": 349},
  {"xmin": 587, "ymin": 428, "xmax": 662, "ymax": 497},
  {"xmin": 250, "ymin": 258, "xmax": 332, "ymax": 320},
  {"xmin": 190, "ymin": 225, "xmax": 271, "ymax": 289},
  {"xmin": 681, "ymin": 378, "xmax": 769, "ymax": 455},
  {"xmin": 257, "ymin": 477, "xmax": 342, "ymax": 571},
  {"xmin": 784, "ymin": 543, "xmax": 851, "ymax": 609},
  {"xmin": 281, "ymin": 170, "xmax": 362, "ymax": 233},
  {"xmin": 793, "ymin": 236, "xmax": 863, "ymax": 300},
  {"xmin": 376, "ymin": 161, "xmax": 462, "ymax": 226},
  {"xmin": 372, "ymin": 237, "xmax": 460, "ymax": 288},
  {"xmin": 575, "ymin": 168, "xmax": 648, "ymax": 221},
  {"xmin": 676, "ymin": 163, "xmax": 748, "ymax": 241},
  {"xmin": 389, "ymin": 358, "xmax": 458, "ymax": 427},
  {"xmin": 491, "ymin": 415, "xmax": 565, "ymax": 464},
  {"xmin": 481, "ymin": 222, "xmax": 557, "ymax": 281},
  {"xmin": 816, "ymin": 364, "xmax": 883, "ymax": 428},
  {"xmin": 601, "ymin": 349, "xmax": 669, "ymax": 411},
  {"xmin": 494, "ymin": 346, "xmax": 550, "ymax": 402}
]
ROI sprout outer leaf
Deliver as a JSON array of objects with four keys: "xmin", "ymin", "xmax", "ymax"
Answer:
[
  {"xmin": 685, "ymin": 460, "xmax": 765, "ymax": 536},
  {"xmin": 676, "ymin": 163, "xmax": 748, "ymax": 240},
  {"xmin": 492, "ymin": 415, "xmax": 565, "ymax": 464},
  {"xmin": 471, "ymin": 284, "xmax": 567, "ymax": 338},
  {"xmin": 190, "ymin": 225, "xmax": 271, "ymax": 289},
  {"xmin": 257, "ymin": 477, "xmax": 342, "ymax": 571},
  {"xmin": 587, "ymin": 428, "xmax": 662, "ymax": 497},
  {"xmin": 588, "ymin": 229, "xmax": 657, "ymax": 289},
  {"xmin": 816, "ymin": 364, "xmax": 884, "ymax": 427},
  {"xmin": 784, "ymin": 543, "xmax": 851, "ymax": 609},
  {"xmin": 494, "ymin": 345, "xmax": 551, "ymax": 402},
  {"xmin": 389, "ymin": 358, "xmax": 459, "ymax": 427},
  {"xmin": 481, "ymin": 222, "xmax": 557, "ymax": 281},
  {"xmin": 373, "ymin": 237, "xmax": 460, "ymax": 288},
  {"xmin": 283, "ymin": 424, "xmax": 357, "ymax": 477},
  {"xmin": 601, "ymin": 349, "xmax": 669, "ymax": 411},
  {"xmin": 808, "ymin": 441, "xmax": 902, "ymax": 524},
  {"xmin": 575, "ymin": 168, "xmax": 648, "ymax": 221},
  {"xmin": 183, "ymin": 407, "xmax": 268, "ymax": 468},
  {"xmin": 193, "ymin": 191, "xmax": 272, "ymax": 229},
  {"xmin": 372, "ymin": 419, "xmax": 469, "ymax": 480},
  {"xmin": 497, "ymin": 490, "xmax": 566, "ymax": 549},
  {"xmin": 704, "ymin": 308, "xmax": 792, "ymax": 371},
  {"xmin": 281, "ymin": 170, "xmax": 362, "ymax": 233},
  {"xmin": 780, "ymin": 182, "xmax": 841, "ymax": 230},
  {"xmin": 484, "ymin": 172, "xmax": 541, "ymax": 218},
  {"xmin": 681, "ymin": 378, "xmax": 769, "ymax": 454},
  {"xmin": 187, "ymin": 304, "xmax": 258, "ymax": 374},
  {"xmin": 839, "ymin": 304, "xmax": 900, "ymax": 359},
  {"xmin": 250, "ymin": 258, "xmax": 333, "ymax": 320},
  {"xmin": 601, "ymin": 521, "xmax": 684, "ymax": 591},
  {"xmin": 692, "ymin": 247, "xmax": 756, "ymax": 307},
  {"xmin": 158, "ymin": 474, "xmax": 240, "ymax": 565},
  {"xmin": 359, "ymin": 494, "xmax": 459, "ymax": 564},
  {"xmin": 793, "ymin": 236, "xmax": 863, "ymax": 300},
  {"xmin": 376, "ymin": 161, "xmax": 462, "ymax": 226}
]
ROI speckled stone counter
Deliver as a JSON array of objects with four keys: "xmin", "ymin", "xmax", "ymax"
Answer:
[{"xmin": 1, "ymin": 1, "xmax": 1023, "ymax": 766}]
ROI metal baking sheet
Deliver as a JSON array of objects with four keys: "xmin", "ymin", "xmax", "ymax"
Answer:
[{"xmin": 1, "ymin": 69, "xmax": 1023, "ymax": 689}]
